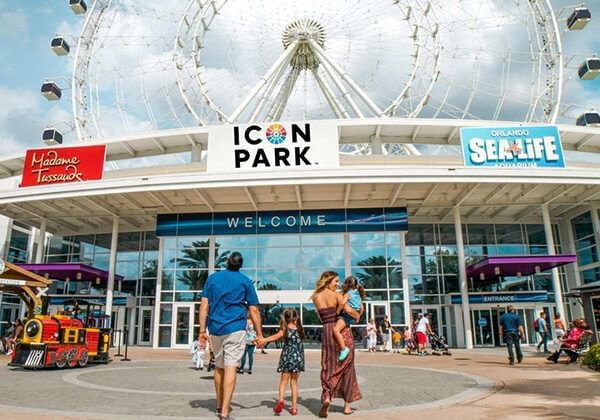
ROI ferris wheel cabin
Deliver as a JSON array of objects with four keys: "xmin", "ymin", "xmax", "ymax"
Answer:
[
  {"xmin": 69, "ymin": 0, "xmax": 88, "ymax": 15},
  {"xmin": 567, "ymin": 7, "xmax": 591, "ymax": 30},
  {"xmin": 41, "ymin": 82, "xmax": 62, "ymax": 101},
  {"xmin": 578, "ymin": 57, "xmax": 600, "ymax": 80},
  {"xmin": 42, "ymin": 128, "xmax": 63, "ymax": 145},
  {"xmin": 576, "ymin": 111, "xmax": 600, "ymax": 127},
  {"xmin": 50, "ymin": 37, "xmax": 70, "ymax": 56}
]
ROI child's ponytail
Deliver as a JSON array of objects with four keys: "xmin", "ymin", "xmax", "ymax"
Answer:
[{"xmin": 281, "ymin": 307, "xmax": 304, "ymax": 340}]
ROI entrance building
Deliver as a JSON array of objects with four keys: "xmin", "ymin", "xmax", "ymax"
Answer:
[{"xmin": 0, "ymin": 120, "xmax": 599, "ymax": 348}]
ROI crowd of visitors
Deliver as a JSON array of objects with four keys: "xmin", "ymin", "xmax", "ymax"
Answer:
[{"xmin": 499, "ymin": 306, "xmax": 593, "ymax": 366}]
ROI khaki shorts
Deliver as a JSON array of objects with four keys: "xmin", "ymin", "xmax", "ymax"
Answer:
[{"xmin": 210, "ymin": 330, "xmax": 246, "ymax": 369}]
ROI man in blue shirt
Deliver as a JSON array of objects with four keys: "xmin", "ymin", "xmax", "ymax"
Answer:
[
  {"xmin": 199, "ymin": 252, "xmax": 263, "ymax": 419},
  {"xmin": 536, "ymin": 311, "xmax": 550, "ymax": 353},
  {"xmin": 499, "ymin": 305, "xmax": 524, "ymax": 365}
]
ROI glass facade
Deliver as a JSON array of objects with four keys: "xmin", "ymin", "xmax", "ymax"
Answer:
[
  {"xmin": 569, "ymin": 210, "xmax": 600, "ymax": 286},
  {"xmin": 5, "ymin": 206, "xmax": 600, "ymax": 348},
  {"xmin": 156, "ymin": 219, "xmax": 573, "ymax": 347}
]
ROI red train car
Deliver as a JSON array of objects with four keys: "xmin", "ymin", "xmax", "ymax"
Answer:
[{"xmin": 10, "ymin": 314, "xmax": 110, "ymax": 369}]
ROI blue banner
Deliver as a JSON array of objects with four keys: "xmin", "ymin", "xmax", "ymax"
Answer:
[
  {"xmin": 460, "ymin": 125, "xmax": 565, "ymax": 168},
  {"xmin": 451, "ymin": 292, "xmax": 549, "ymax": 305},
  {"xmin": 156, "ymin": 207, "xmax": 408, "ymax": 236}
]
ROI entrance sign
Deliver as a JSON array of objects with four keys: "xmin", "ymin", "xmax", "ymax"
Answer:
[
  {"xmin": 207, "ymin": 120, "xmax": 339, "ymax": 172},
  {"xmin": 460, "ymin": 125, "xmax": 565, "ymax": 168},
  {"xmin": 157, "ymin": 207, "xmax": 407, "ymax": 236},
  {"xmin": 451, "ymin": 292, "xmax": 549, "ymax": 304},
  {"xmin": 21, "ymin": 145, "xmax": 107, "ymax": 187}
]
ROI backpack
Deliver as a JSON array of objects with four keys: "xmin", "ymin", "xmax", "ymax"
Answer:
[{"xmin": 533, "ymin": 318, "xmax": 539, "ymax": 331}]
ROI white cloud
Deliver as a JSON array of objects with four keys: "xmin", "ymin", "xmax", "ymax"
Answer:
[{"xmin": 0, "ymin": 10, "xmax": 28, "ymax": 37}]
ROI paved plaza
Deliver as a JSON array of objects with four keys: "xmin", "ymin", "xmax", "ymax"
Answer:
[{"xmin": 0, "ymin": 347, "xmax": 598, "ymax": 419}]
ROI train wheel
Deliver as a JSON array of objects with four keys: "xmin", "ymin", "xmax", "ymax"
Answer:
[
  {"xmin": 55, "ymin": 350, "xmax": 68, "ymax": 368},
  {"xmin": 67, "ymin": 348, "xmax": 79, "ymax": 368},
  {"xmin": 78, "ymin": 349, "xmax": 89, "ymax": 367}
]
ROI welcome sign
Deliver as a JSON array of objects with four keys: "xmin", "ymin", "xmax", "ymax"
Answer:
[
  {"xmin": 207, "ymin": 120, "xmax": 339, "ymax": 172},
  {"xmin": 460, "ymin": 125, "xmax": 565, "ymax": 168},
  {"xmin": 157, "ymin": 208, "xmax": 408, "ymax": 236}
]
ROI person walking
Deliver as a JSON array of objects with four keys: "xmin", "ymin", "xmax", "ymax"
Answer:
[
  {"xmin": 379, "ymin": 315, "xmax": 394, "ymax": 352},
  {"xmin": 415, "ymin": 313, "xmax": 432, "ymax": 356},
  {"xmin": 553, "ymin": 313, "xmax": 567, "ymax": 340},
  {"xmin": 199, "ymin": 252, "xmax": 264, "ymax": 420},
  {"xmin": 499, "ymin": 305, "xmax": 524, "ymax": 365},
  {"xmin": 535, "ymin": 311, "xmax": 549, "ymax": 353},
  {"xmin": 366, "ymin": 319, "xmax": 377, "ymax": 352},
  {"xmin": 238, "ymin": 316, "xmax": 257, "ymax": 374},
  {"xmin": 257, "ymin": 308, "xmax": 305, "ymax": 416},
  {"xmin": 312, "ymin": 271, "xmax": 362, "ymax": 417}
]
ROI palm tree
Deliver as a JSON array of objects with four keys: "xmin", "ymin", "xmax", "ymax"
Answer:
[
  {"xmin": 174, "ymin": 240, "xmax": 230, "ymax": 296},
  {"xmin": 355, "ymin": 255, "xmax": 400, "ymax": 289}
]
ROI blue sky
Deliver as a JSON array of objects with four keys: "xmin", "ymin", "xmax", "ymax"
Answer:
[{"xmin": 0, "ymin": 1, "xmax": 598, "ymax": 156}]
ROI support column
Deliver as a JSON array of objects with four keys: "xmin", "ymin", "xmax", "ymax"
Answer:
[
  {"xmin": 542, "ymin": 204, "xmax": 566, "ymax": 318},
  {"xmin": 152, "ymin": 237, "xmax": 165, "ymax": 348},
  {"xmin": 191, "ymin": 144, "xmax": 203, "ymax": 163},
  {"xmin": 400, "ymin": 231, "xmax": 411, "ymax": 326},
  {"xmin": 454, "ymin": 206, "xmax": 473, "ymax": 349},
  {"xmin": 105, "ymin": 216, "xmax": 119, "ymax": 319},
  {"xmin": 34, "ymin": 219, "xmax": 47, "ymax": 264}
]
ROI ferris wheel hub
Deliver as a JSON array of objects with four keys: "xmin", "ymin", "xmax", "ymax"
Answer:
[{"xmin": 282, "ymin": 19, "xmax": 326, "ymax": 70}]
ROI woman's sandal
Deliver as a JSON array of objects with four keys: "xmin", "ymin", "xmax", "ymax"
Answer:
[
  {"xmin": 274, "ymin": 399, "xmax": 285, "ymax": 414},
  {"xmin": 318, "ymin": 400, "xmax": 331, "ymax": 418},
  {"xmin": 289, "ymin": 407, "xmax": 298, "ymax": 416}
]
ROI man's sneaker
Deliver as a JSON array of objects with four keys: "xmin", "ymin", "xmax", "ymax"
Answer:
[
  {"xmin": 509, "ymin": 360, "xmax": 515, "ymax": 365},
  {"xmin": 237, "ymin": 368, "xmax": 244, "ymax": 374},
  {"xmin": 517, "ymin": 359, "xmax": 523, "ymax": 364},
  {"xmin": 246, "ymin": 369, "xmax": 252, "ymax": 375},
  {"xmin": 339, "ymin": 347, "xmax": 350, "ymax": 362}
]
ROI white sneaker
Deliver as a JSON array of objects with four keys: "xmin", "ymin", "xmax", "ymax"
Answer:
[{"xmin": 6, "ymin": 349, "xmax": 13, "ymax": 356}]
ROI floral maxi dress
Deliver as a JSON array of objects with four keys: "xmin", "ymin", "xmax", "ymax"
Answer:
[{"xmin": 277, "ymin": 328, "xmax": 305, "ymax": 373}]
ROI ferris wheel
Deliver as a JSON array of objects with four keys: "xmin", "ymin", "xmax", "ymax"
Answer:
[{"xmin": 43, "ymin": 0, "xmax": 596, "ymax": 155}]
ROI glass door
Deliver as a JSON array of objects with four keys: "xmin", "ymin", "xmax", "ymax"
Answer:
[
  {"xmin": 172, "ymin": 303, "xmax": 193, "ymax": 348},
  {"xmin": 367, "ymin": 302, "xmax": 389, "ymax": 327},
  {"xmin": 138, "ymin": 307, "xmax": 153, "ymax": 346},
  {"xmin": 411, "ymin": 306, "xmax": 441, "ymax": 335},
  {"xmin": 471, "ymin": 309, "xmax": 495, "ymax": 346}
]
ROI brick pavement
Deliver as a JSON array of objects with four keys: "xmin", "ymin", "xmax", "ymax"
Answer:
[{"xmin": 0, "ymin": 346, "xmax": 598, "ymax": 419}]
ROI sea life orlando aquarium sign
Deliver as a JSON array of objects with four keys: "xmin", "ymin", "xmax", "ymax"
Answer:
[{"xmin": 460, "ymin": 125, "xmax": 565, "ymax": 168}]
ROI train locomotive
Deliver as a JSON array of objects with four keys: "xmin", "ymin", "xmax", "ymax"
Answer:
[{"xmin": 10, "ymin": 301, "xmax": 110, "ymax": 369}]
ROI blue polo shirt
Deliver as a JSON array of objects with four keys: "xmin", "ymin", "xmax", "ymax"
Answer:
[
  {"xmin": 499, "ymin": 312, "xmax": 521, "ymax": 333},
  {"xmin": 201, "ymin": 269, "xmax": 259, "ymax": 336}
]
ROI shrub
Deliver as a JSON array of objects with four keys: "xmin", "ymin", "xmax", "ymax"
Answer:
[{"xmin": 582, "ymin": 343, "xmax": 600, "ymax": 370}]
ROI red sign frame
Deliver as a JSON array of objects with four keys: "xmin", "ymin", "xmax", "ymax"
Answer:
[{"xmin": 21, "ymin": 145, "xmax": 107, "ymax": 188}]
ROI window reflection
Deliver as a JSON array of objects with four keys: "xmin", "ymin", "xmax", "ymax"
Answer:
[
  {"xmin": 256, "ymin": 269, "xmax": 300, "ymax": 290},
  {"xmin": 302, "ymin": 303, "xmax": 320, "ymax": 325}
]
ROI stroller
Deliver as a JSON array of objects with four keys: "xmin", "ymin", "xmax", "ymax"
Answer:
[
  {"xmin": 427, "ymin": 332, "xmax": 452, "ymax": 356},
  {"xmin": 404, "ymin": 337, "xmax": 417, "ymax": 354}
]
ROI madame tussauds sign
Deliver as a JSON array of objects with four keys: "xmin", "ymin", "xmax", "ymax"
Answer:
[
  {"xmin": 207, "ymin": 120, "xmax": 339, "ymax": 172},
  {"xmin": 21, "ymin": 145, "xmax": 106, "ymax": 187}
]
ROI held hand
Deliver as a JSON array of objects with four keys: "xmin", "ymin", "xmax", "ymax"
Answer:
[
  {"xmin": 254, "ymin": 336, "xmax": 265, "ymax": 348},
  {"xmin": 200, "ymin": 332, "xmax": 208, "ymax": 343}
]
